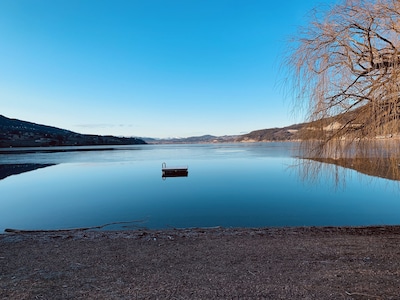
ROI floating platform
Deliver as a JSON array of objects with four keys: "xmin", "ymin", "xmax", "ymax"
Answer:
[{"xmin": 162, "ymin": 162, "xmax": 188, "ymax": 178}]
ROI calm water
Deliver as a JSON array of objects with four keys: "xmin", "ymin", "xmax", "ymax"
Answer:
[{"xmin": 1, "ymin": 142, "xmax": 399, "ymax": 232}]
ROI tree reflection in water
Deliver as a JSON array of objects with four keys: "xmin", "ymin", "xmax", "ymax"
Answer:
[{"xmin": 296, "ymin": 139, "xmax": 400, "ymax": 186}]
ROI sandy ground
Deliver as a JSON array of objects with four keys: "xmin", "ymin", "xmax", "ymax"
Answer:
[{"xmin": 1, "ymin": 226, "xmax": 400, "ymax": 299}]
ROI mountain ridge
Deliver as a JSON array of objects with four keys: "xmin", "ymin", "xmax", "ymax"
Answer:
[
  {"xmin": 0, "ymin": 115, "xmax": 146, "ymax": 147},
  {"xmin": 0, "ymin": 114, "xmax": 303, "ymax": 147},
  {"xmin": 143, "ymin": 125, "xmax": 302, "ymax": 144}
]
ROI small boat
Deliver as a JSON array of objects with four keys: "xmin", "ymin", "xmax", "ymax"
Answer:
[{"xmin": 162, "ymin": 162, "xmax": 188, "ymax": 178}]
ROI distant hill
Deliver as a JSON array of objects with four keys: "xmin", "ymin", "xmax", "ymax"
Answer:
[
  {"xmin": 0, "ymin": 114, "xmax": 306, "ymax": 148},
  {"xmin": 0, "ymin": 115, "xmax": 146, "ymax": 147},
  {"xmin": 145, "ymin": 134, "xmax": 238, "ymax": 144},
  {"xmin": 144, "ymin": 124, "xmax": 304, "ymax": 144},
  {"xmin": 235, "ymin": 124, "xmax": 303, "ymax": 142}
]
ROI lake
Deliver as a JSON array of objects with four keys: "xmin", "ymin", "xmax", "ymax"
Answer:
[{"xmin": 1, "ymin": 142, "xmax": 400, "ymax": 232}]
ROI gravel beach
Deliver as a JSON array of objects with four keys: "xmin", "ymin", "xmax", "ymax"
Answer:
[{"xmin": 1, "ymin": 226, "xmax": 400, "ymax": 299}]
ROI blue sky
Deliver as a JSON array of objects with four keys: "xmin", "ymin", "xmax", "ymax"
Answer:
[{"xmin": 0, "ymin": 0, "xmax": 336, "ymax": 138}]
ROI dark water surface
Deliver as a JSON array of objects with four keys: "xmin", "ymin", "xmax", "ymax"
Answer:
[{"xmin": 1, "ymin": 143, "xmax": 399, "ymax": 232}]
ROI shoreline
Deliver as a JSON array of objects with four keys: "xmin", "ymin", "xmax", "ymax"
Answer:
[
  {"xmin": 2, "ymin": 225, "xmax": 400, "ymax": 299},
  {"xmin": 2, "ymin": 223, "xmax": 400, "ymax": 237}
]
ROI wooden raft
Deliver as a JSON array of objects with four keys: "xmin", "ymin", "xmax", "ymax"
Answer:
[{"xmin": 162, "ymin": 162, "xmax": 188, "ymax": 178}]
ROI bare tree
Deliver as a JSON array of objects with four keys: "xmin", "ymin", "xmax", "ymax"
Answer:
[{"xmin": 286, "ymin": 0, "xmax": 400, "ymax": 160}]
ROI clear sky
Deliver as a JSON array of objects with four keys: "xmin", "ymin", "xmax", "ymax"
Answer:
[{"xmin": 0, "ymin": 0, "xmax": 337, "ymax": 138}]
